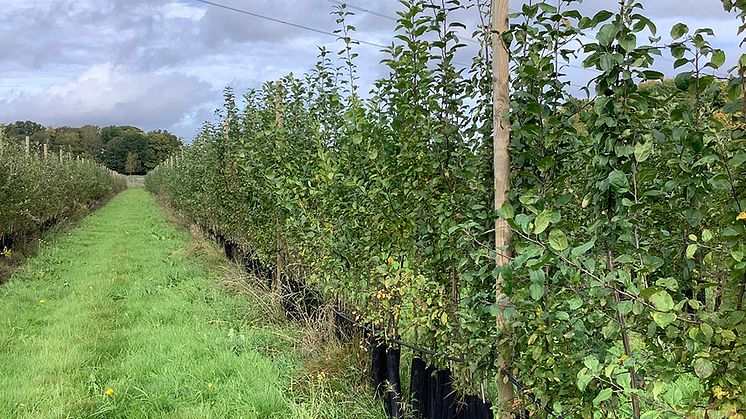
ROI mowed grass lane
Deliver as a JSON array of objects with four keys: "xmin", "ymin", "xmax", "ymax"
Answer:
[{"xmin": 0, "ymin": 189, "xmax": 317, "ymax": 418}]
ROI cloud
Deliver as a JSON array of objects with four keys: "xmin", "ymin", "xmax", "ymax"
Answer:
[{"xmin": 0, "ymin": 63, "xmax": 215, "ymax": 138}]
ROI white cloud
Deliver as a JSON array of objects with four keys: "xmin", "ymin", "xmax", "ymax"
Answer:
[
  {"xmin": 162, "ymin": 2, "xmax": 206, "ymax": 21},
  {"xmin": 0, "ymin": 63, "xmax": 215, "ymax": 138}
]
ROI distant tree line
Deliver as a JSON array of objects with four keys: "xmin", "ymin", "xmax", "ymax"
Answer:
[{"xmin": 0, "ymin": 121, "xmax": 182, "ymax": 175}]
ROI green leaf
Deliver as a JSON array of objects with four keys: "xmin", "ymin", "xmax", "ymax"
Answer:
[
  {"xmin": 686, "ymin": 243, "xmax": 697, "ymax": 259},
  {"xmin": 591, "ymin": 10, "xmax": 614, "ymax": 25},
  {"xmin": 643, "ymin": 256, "xmax": 665, "ymax": 271},
  {"xmin": 549, "ymin": 229, "xmax": 569, "ymax": 251},
  {"xmin": 534, "ymin": 211, "xmax": 551, "ymax": 234},
  {"xmin": 673, "ymin": 58, "xmax": 689, "ymax": 69},
  {"xmin": 498, "ymin": 201, "xmax": 515, "ymax": 219},
  {"xmin": 655, "ymin": 277, "xmax": 678, "ymax": 290},
  {"xmin": 700, "ymin": 323, "xmax": 714, "ymax": 339},
  {"xmin": 576, "ymin": 368, "xmax": 593, "ymax": 391},
  {"xmin": 596, "ymin": 24, "xmax": 620, "ymax": 47},
  {"xmin": 529, "ymin": 283, "xmax": 545, "ymax": 300},
  {"xmin": 709, "ymin": 50, "xmax": 726, "ymax": 68},
  {"xmin": 568, "ymin": 298, "xmax": 583, "ymax": 310},
  {"xmin": 620, "ymin": 34, "xmax": 637, "ymax": 52},
  {"xmin": 571, "ymin": 240, "xmax": 596, "ymax": 257},
  {"xmin": 731, "ymin": 151, "xmax": 746, "ymax": 168},
  {"xmin": 671, "ymin": 44, "xmax": 687, "ymax": 59},
  {"xmin": 675, "ymin": 72, "xmax": 692, "ymax": 90},
  {"xmin": 634, "ymin": 141, "xmax": 653, "ymax": 162},
  {"xmin": 701, "ymin": 229, "xmax": 713, "ymax": 242},
  {"xmin": 670, "ymin": 23, "xmax": 689, "ymax": 39},
  {"xmin": 641, "ymin": 70, "xmax": 664, "ymax": 80},
  {"xmin": 693, "ymin": 358, "xmax": 714, "ymax": 379},
  {"xmin": 608, "ymin": 170, "xmax": 629, "ymax": 193},
  {"xmin": 584, "ymin": 356, "xmax": 600, "ymax": 371},
  {"xmin": 593, "ymin": 388, "xmax": 613, "ymax": 406},
  {"xmin": 729, "ymin": 311, "xmax": 745, "ymax": 325},
  {"xmin": 617, "ymin": 300, "xmax": 633, "ymax": 315},
  {"xmin": 537, "ymin": 3, "xmax": 557, "ymax": 13},
  {"xmin": 652, "ymin": 312, "xmax": 676, "ymax": 328},
  {"xmin": 651, "ymin": 290, "xmax": 674, "ymax": 312}
]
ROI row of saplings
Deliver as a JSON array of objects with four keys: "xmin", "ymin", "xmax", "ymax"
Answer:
[{"xmin": 206, "ymin": 229, "xmax": 495, "ymax": 419}]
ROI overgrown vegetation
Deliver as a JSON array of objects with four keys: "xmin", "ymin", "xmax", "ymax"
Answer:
[{"xmin": 147, "ymin": 0, "xmax": 745, "ymax": 417}]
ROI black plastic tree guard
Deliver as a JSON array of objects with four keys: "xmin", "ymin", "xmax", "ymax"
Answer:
[
  {"xmin": 410, "ymin": 357, "xmax": 429, "ymax": 418},
  {"xmin": 385, "ymin": 345, "xmax": 403, "ymax": 418},
  {"xmin": 371, "ymin": 336, "xmax": 387, "ymax": 399},
  {"xmin": 456, "ymin": 395, "xmax": 494, "ymax": 419}
]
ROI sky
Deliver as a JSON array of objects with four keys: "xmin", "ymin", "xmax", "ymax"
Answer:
[{"xmin": 0, "ymin": 0, "xmax": 742, "ymax": 141}]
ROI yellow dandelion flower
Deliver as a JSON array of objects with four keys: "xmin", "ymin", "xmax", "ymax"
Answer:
[
  {"xmin": 39, "ymin": 299, "xmax": 46, "ymax": 305},
  {"xmin": 104, "ymin": 388, "xmax": 114, "ymax": 396},
  {"xmin": 207, "ymin": 383, "xmax": 213, "ymax": 389},
  {"xmin": 316, "ymin": 371, "xmax": 327, "ymax": 381},
  {"xmin": 2, "ymin": 246, "xmax": 11, "ymax": 259},
  {"xmin": 738, "ymin": 212, "xmax": 746, "ymax": 222}
]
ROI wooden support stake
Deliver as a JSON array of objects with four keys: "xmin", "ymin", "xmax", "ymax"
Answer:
[
  {"xmin": 43, "ymin": 143, "xmax": 48, "ymax": 159},
  {"xmin": 274, "ymin": 80, "xmax": 284, "ymax": 294},
  {"xmin": 492, "ymin": 0, "xmax": 516, "ymax": 416},
  {"xmin": 25, "ymin": 136, "xmax": 30, "ymax": 156}
]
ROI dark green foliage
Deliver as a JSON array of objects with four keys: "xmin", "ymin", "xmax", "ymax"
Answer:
[
  {"xmin": 101, "ymin": 126, "xmax": 181, "ymax": 174},
  {"xmin": 2, "ymin": 120, "xmax": 46, "ymax": 138},
  {"xmin": 0, "ymin": 122, "xmax": 181, "ymax": 174},
  {"xmin": 144, "ymin": 130, "xmax": 181, "ymax": 171}
]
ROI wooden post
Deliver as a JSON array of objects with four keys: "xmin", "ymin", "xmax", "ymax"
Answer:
[
  {"xmin": 59, "ymin": 149, "xmax": 63, "ymax": 162},
  {"xmin": 43, "ymin": 143, "xmax": 48, "ymax": 159},
  {"xmin": 25, "ymin": 136, "xmax": 30, "ymax": 156},
  {"xmin": 274, "ymin": 80, "xmax": 284, "ymax": 294},
  {"xmin": 492, "ymin": 0, "xmax": 515, "ymax": 416}
]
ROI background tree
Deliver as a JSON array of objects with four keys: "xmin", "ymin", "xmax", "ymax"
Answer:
[
  {"xmin": 3, "ymin": 120, "xmax": 45, "ymax": 140},
  {"xmin": 144, "ymin": 130, "xmax": 181, "ymax": 171},
  {"xmin": 103, "ymin": 130, "xmax": 147, "ymax": 174},
  {"xmin": 124, "ymin": 152, "xmax": 141, "ymax": 174},
  {"xmin": 1, "ymin": 121, "xmax": 181, "ymax": 172}
]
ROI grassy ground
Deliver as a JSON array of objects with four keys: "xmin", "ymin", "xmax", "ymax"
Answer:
[{"xmin": 0, "ymin": 189, "xmax": 384, "ymax": 419}]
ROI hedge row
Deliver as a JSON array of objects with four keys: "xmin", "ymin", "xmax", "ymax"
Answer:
[
  {"xmin": 146, "ymin": 0, "xmax": 746, "ymax": 417},
  {"xmin": 0, "ymin": 140, "xmax": 126, "ymax": 248}
]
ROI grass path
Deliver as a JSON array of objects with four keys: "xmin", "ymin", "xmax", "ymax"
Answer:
[{"xmin": 0, "ymin": 189, "xmax": 369, "ymax": 418}]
